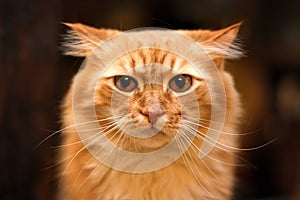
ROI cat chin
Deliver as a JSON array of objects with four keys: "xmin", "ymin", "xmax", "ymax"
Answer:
[
  {"xmin": 126, "ymin": 125, "xmax": 166, "ymax": 138},
  {"xmin": 142, "ymin": 126, "xmax": 160, "ymax": 134}
]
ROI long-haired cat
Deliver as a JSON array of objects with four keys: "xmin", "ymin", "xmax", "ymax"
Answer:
[{"xmin": 59, "ymin": 22, "xmax": 243, "ymax": 199}]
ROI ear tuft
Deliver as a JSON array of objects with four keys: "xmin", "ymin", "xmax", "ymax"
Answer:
[
  {"xmin": 203, "ymin": 22, "xmax": 244, "ymax": 59},
  {"xmin": 203, "ymin": 37, "xmax": 244, "ymax": 59},
  {"xmin": 61, "ymin": 23, "xmax": 119, "ymax": 57},
  {"xmin": 183, "ymin": 22, "xmax": 244, "ymax": 59}
]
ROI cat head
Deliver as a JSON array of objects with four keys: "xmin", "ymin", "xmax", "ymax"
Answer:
[{"xmin": 62, "ymin": 23, "xmax": 242, "ymax": 172}]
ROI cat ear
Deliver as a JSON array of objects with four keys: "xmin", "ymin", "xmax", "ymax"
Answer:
[
  {"xmin": 183, "ymin": 22, "xmax": 243, "ymax": 60},
  {"xmin": 62, "ymin": 23, "xmax": 119, "ymax": 57}
]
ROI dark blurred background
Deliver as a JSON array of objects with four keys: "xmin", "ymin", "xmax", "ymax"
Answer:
[{"xmin": 1, "ymin": 0, "xmax": 300, "ymax": 199}]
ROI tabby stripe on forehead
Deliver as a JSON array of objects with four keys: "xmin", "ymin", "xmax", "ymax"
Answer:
[
  {"xmin": 126, "ymin": 50, "xmax": 187, "ymax": 70},
  {"xmin": 169, "ymin": 57, "xmax": 176, "ymax": 69},
  {"xmin": 119, "ymin": 61, "xmax": 128, "ymax": 70},
  {"xmin": 129, "ymin": 52, "xmax": 136, "ymax": 68},
  {"xmin": 138, "ymin": 50, "xmax": 146, "ymax": 65},
  {"xmin": 151, "ymin": 49, "xmax": 162, "ymax": 64},
  {"xmin": 159, "ymin": 53, "xmax": 167, "ymax": 65},
  {"xmin": 173, "ymin": 59, "xmax": 188, "ymax": 71}
]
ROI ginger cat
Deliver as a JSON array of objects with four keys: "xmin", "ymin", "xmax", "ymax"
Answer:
[{"xmin": 59, "ymin": 22, "xmax": 243, "ymax": 200}]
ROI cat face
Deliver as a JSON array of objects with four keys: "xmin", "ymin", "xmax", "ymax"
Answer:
[
  {"xmin": 93, "ymin": 49, "xmax": 210, "ymax": 152},
  {"xmin": 63, "ymin": 23, "xmax": 242, "ymax": 172}
]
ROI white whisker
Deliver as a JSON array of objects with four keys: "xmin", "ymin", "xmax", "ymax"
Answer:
[
  {"xmin": 175, "ymin": 134, "xmax": 215, "ymax": 198},
  {"xmin": 34, "ymin": 115, "xmax": 122, "ymax": 149},
  {"xmin": 181, "ymin": 130, "xmax": 246, "ymax": 169},
  {"xmin": 75, "ymin": 121, "xmax": 128, "ymax": 192},
  {"xmin": 183, "ymin": 115, "xmax": 258, "ymax": 136},
  {"xmin": 182, "ymin": 123, "xmax": 278, "ymax": 152},
  {"xmin": 180, "ymin": 125, "xmax": 258, "ymax": 169},
  {"xmin": 182, "ymin": 117, "xmax": 257, "ymax": 136},
  {"xmin": 178, "ymin": 130, "xmax": 225, "ymax": 185},
  {"xmin": 59, "ymin": 118, "xmax": 123, "ymax": 188},
  {"xmin": 51, "ymin": 121, "xmax": 119, "ymax": 148}
]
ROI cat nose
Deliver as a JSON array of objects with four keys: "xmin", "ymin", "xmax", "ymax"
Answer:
[{"xmin": 141, "ymin": 104, "xmax": 165, "ymax": 125}]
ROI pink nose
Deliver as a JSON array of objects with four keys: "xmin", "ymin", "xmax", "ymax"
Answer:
[{"xmin": 141, "ymin": 104, "xmax": 165, "ymax": 124}]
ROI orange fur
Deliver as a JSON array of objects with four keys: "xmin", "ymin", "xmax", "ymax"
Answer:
[{"xmin": 59, "ymin": 23, "xmax": 242, "ymax": 199}]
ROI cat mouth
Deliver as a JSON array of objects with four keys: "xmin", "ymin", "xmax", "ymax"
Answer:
[{"xmin": 142, "ymin": 125, "xmax": 162, "ymax": 135}]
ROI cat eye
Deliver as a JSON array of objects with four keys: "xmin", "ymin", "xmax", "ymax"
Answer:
[
  {"xmin": 115, "ymin": 75, "xmax": 138, "ymax": 92},
  {"xmin": 169, "ymin": 74, "xmax": 192, "ymax": 92}
]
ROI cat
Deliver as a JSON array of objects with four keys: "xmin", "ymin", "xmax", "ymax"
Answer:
[{"xmin": 59, "ymin": 22, "xmax": 243, "ymax": 200}]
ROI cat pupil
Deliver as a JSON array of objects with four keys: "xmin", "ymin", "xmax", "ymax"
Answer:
[
  {"xmin": 175, "ymin": 75, "xmax": 186, "ymax": 88},
  {"xmin": 120, "ymin": 76, "xmax": 131, "ymax": 88}
]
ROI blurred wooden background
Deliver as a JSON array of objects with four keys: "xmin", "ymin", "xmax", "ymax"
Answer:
[{"xmin": 1, "ymin": 0, "xmax": 300, "ymax": 199}]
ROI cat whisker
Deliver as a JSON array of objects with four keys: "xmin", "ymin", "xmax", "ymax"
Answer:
[
  {"xmin": 182, "ymin": 115, "xmax": 224, "ymax": 125},
  {"xmin": 182, "ymin": 123, "xmax": 278, "ymax": 152},
  {"xmin": 178, "ymin": 130, "xmax": 226, "ymax": 185},
  {"xmin": 34, "ymin": 115, "xmax": 123, "ymax": 149},
  {"xmin": 182, "ymin": 124, "xmax": 238, "ymax": 153},
  {"xmin": 59, "ymin": 118, "xmax": 124, "ymax": 188},
  {"xmin": 174, "ymin": 136, "xmax": 201, "ymax": 188},
  {"xmin": 175, "ymin": 134, "xmax": 215, "ymax": 198},
  {"xmin": 204, "ymin": 152, "xmax": 246, "ymax": 167},
  {"xmin": 54, "ymin": 119, "xmax": 118, "ymax": 133},
  {"xmin": 185, "ymin": 124, "xmax": 257, "ymax": 168},
  {"xmin": 71, "ymin": 126, "xmax": 124, "ymax": 192},
  {"xmin": 98, "ymin": 125, "xmax": 127, "ymax": 164},
  {"xmin": 181, "ymin": 124, "xmax": 258, "ymax": 168},
  {"xmin": 44, "ymin": 120, "xmax": 118, "ymax": 170},
  {"xmin": 75, "ymin": 122, "xmax": 129, "ymax": 193},
  {"xmin": 133, "ymin": 134, "xmax": 139, "ymax": 152},
  {"xmin": 51, "ymin": 121, "xmax": 119, "ymax": 148},
  {"xmin": 41, "ymin": 151, "xmax": 80, "ymax": 171},
  {"xmin": 176, "ymin": 135, "xmax": 202, "ymax": 179},
  {"xmin": 182, "ymin": 117, "xmax": 258, "ymax": 136},
  {"xmin": 72, "ymin": 116, "xmax": 126, "ymax": 170},
  {"xmin": 179, "ymin": 130, "xmax": 245, "ymax": 167}
]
